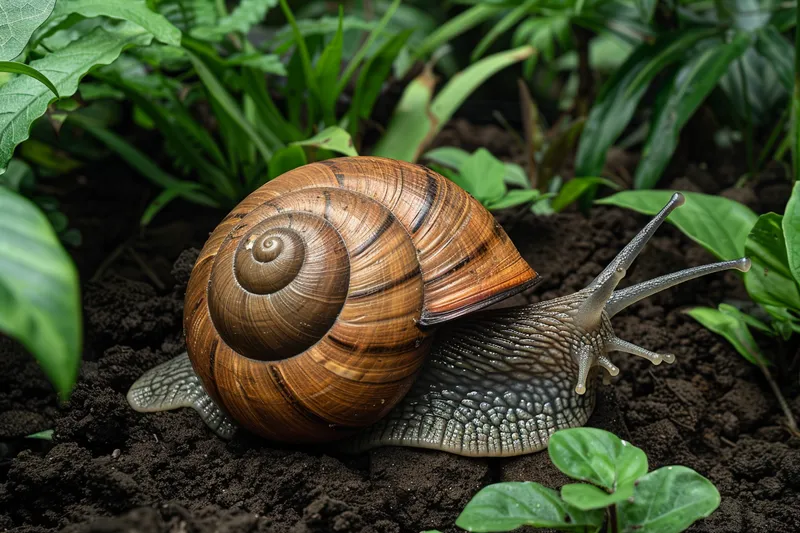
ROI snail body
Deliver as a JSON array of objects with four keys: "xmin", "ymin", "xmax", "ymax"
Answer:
[{"xmin": 128, "ymin": 157, "xmax": 750, "ymax": 456}]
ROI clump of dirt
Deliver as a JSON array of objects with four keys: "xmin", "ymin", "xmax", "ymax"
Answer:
[{"xmin": 2, "ymin": 197, "xmax": 799, "ymax": 533}]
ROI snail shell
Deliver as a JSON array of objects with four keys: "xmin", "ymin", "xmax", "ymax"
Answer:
[{"xmin": 183, "ymin": 156, "xmax": 539, "ymax": 442}]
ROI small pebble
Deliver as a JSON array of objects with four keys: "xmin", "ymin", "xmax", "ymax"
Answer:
[{"xmin": 112, "ymin": 449, "xmax": 121, "ymax": 459}]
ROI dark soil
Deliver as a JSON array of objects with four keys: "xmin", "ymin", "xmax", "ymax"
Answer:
[{"xmin": 2, "ymin": 122, "xmax": 800, "ymax": 533}]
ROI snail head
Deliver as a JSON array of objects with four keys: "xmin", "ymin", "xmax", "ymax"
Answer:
[{"xmin": 548, "ymin": 193, "xmax": 751, "ymax": 395}]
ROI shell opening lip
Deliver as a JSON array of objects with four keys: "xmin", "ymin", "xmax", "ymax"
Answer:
[{"xmin": 418, "ymin": 273, "xmax": 542, "ymax": 327}]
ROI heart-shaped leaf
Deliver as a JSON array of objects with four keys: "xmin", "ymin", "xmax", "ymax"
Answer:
[
  {"xmin": 548, "ymin": 428, "xmax": 648, "ymax": 491},
  {"xmin": 617, "ymin": 466, "xmax": 720, "ymax": 533},
  {"xmin": 455, "ymin": 482, "xmax": 604, "ymax": 532}
]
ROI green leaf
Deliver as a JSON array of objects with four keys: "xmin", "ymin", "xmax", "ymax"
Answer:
[
  {"xmin": 191, "ymin": 0, "xmax": 277, "ymax": 41},
  {"xmin": 0, "ymin": 61, "xmax": 58, "ymax": 97},
  {"xmin": 552, "ymin": 177, "xmax": 619, "ymax": 213},
  {"xmin": 596, "ymin": 190, "xmax": 758, "ymax": 260},
  {"xmin": 460, "ymin": 148, "xmax": 506, "ymax": 204},
  {"xmin": 25, "ymin": 429, "xmax": 54, "ymax": 440},
  {"xmin": 561, "ymin": 482, "xmax": 634, "ymax": 511},
  {"xmin": 314, "ymin": 8, "xmax": 343, "ymax": 124},
  {"xmin": 186, "ymin": 49, "xmax": 275, "ymax": 163},
  {"xmin": 575, "ymin": 29, "xmax": 718, "ymax": 177},
  {"xmin": 685, "ymin": 306, "xmax": 767, "ymax": 365},
  {"xmin": 0, "ymin": 23, "xmax": 153, "ymax": 173},
  {"xmin": 373, "ymin": 46, "xmax": 534, "ymax": 162},
  {"xmin": 413, "ymin": 4, "xmax": 502, "ymax": 60},
  {"xmin": 347, "ymin": 29, "xmax": 411, "ymax": 136},
  {"xmin": 617, "ymin": 466, "xmax": 721, "ymax": 533},
  {"xmin": 0, "ymin": 188, "xmax": 81, "ymax": 400},
  {"xmin": 50, "ymin": 0, "xmax": 181, "ymax": 46},
  {"xmin": 292, "ymin": 126, "xmax": 357, "ymax": 157},
  {"xmin": 423, "ymin": 147, "xmax": 469, "ymax": 169},
  {"xmin": 0, "ymin": 0, "xmax": 56, "ymax": 60},
  {"xmin": 68, "ymin": 112, "xmax": 220, "ymax": 210},
  {"xmin": 268, "ymin": 144, "xmax": 307, "ymax": 181},
  {"xmin": 548, "ymin": 428, "xmax": 648, "ymax": 492},
  {"xmin": 785, "ymin": 182, "xmax": 800, "ymax": 287},
  {"xmin": 485, "ymin": 189, "xmax": 544, "ymax": 211},
  {"xmin": 222, "ymin": 53, "xmax": 286, "ymax": 75},
  {"xmin": 744, "ymin": 213, "xmax": 800, "ymax": 311},
  {"xmin": 503, "ymin": 163, "xmax": 530, "ymax": 188},
  {"xmin": 455, "ymin": 482, "xmax": 604, "ymax": 532},
  {"xmin": 472, "ymin": 0, "xmax": 535, "ymax": 61},
  {"xmin": 754, "ymin": 26, "xmax": 794, "ymax": 92},
  {"xmin": 633, "ymin": 33, "xmax": 751, "ymax": 189},
  {"xmin": 1, "ymin": 159, "xmax": 35, "ymax": 191}
]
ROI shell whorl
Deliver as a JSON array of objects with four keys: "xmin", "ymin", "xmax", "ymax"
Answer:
[{"xmin": 183, "ymin": 157, "xmax": 540, "ymax": 442}]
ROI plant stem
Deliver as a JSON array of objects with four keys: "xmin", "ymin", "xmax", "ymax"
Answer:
[
  {"xmin": 736, "ymin": 58, "xmax": 755, "ymax": 180},
  {"xmin": 756, "ymin": 106, "xmax": 789, "ymax": 172},
  {"xmin": 757, "ymin": 360, "xmax": 800, "ymax": 436},
  {"xmin": 608, "ymin": 504, "xmax": 619, "ymax": 533}
]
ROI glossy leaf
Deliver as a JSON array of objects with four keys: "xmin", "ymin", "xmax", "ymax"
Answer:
[
  {"xmin": 455, "ymin": 482, "xmax": 604, "ymax": 532},
  {"xmin": 192, "ymin": 0, "xmax": 277, "ymax": 41},
  {"xmin": 0, "ymin": 0, "xmax": 56, "ymax": 60},
  {"xmin": 744, "ymin": 213, "xmax": 800, "ymax": 311},
  {"xmin": 293, "ymin": 126, "xmax": 357, "ymax": 157},
  {"xmin": 485, "ymin": 189, "xmax": 544, "ymax": 211},
  {"xmin": 561, "ymin": 482, "xmax": 634, "ymax": 511},
  {"xmin": 0, "ymin": 61, "xmax": 57, "ymax": 97},
  {"xmin": 460, "ymin": 148, "xmax": 507, "ymax": 204},
  {"xmin": 0, "ymin": 23, "xmax": 153, "ymax": 173},
  {"xmin": 685, "ymin": 305, "xmax": 767, "ymax": 365},
  {"xmin": 574, "ymin": 29, "xmax": 717, "ymax": 177},
  {"xmin": 552, "ymin": 177, "xmax": 619, "ymax": 213},
  {"xmin": 0, "ymin": 188, "xmax": 81, "ymax": 399},
  {"xmin": 617, "ymin": 466, "xmax": 721, "ymax": 533},
  {"xmin": 634, "ymin": 33, "xmax": 751, "ymax": 189},
  {"xmin": 548, "ymin": 428, "xmax": 648, "ymax": 491},
  {"xmin": 785, "ymin": 182, "xmax": 800, "ymax": 286},
  {"xmin": 50, "ymin": 0, "xmax": 181, "ymax": 46},
  {"xmin": 596, "ymin": 190, "xmax": 758, "ymax": 260}
]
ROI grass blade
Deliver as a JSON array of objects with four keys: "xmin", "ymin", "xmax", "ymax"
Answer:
[{"xmin": 0, "ymin": 61, "xmax": 58, "ymax": 96}]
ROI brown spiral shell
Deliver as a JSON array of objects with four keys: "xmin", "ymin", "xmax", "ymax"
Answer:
[{"xmin": 183, "ymin": 156, "xmax": 539, "ymax": 442}]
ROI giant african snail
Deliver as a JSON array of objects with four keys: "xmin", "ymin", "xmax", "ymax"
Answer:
[{"xmin": 127, "ymin": 156, "xmax": 750, "ymax": 457}]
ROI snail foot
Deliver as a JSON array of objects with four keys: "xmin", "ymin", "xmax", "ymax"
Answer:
[{"xmin": 127, "ymin": 352, "xmax": 236, "ymax": 439}]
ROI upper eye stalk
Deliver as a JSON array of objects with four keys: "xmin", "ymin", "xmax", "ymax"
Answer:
[{"xmin": 569, "ymin": 192, "xmax": 751, "ymax": 395}]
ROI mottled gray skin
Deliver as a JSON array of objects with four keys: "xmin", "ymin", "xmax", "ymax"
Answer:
[
  {"xmin": 347, "ymin": 293, "xmax": 611, "ymax": 456},
  {"xmin": 128, "ymin": 193, "xmax": 751, "ymax": 456}
]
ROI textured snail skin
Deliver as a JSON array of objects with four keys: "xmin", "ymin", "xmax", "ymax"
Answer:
[{"xmin": 127, "ymin": 157, "xmax": 752, "ymax": 456}]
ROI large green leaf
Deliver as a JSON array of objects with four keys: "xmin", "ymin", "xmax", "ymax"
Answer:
[
  {"xmin": 192, "ymin": 0, "xmax": 277, "ymax": 41},
  {"xmin": 574, "ymin": 28, "xmax": 717, "ymax": 177},
  {"xmin": 686, "ymin": 304, "xmax": 768, "ymax": 365},
  {"xmin": 785, "ymin": 182, "xmax": 800, "ymax": 286},
  {"xmin": 49, "ymin": 0, "xmax": 181, "ymax": 46},
  {"xmin": 754, "ymin": 26, "xmax": 794, "ymax": 91},
  {"xmin": 633, "ymin": 33, "xmax": 751, "ymax": 189},
  {"xmin": 0, "ymin": 61, "xmax": 58, "ymax": 96},
  {"xmin": 0, "ymin": 187, "xmax": 81, "ymax": 399},
  {"xmin": 459, "ymin": 148, "xmax": 506, "ymax": 205},
  {"xmin": 0, "ymin": 0, "xmax": 56, "ymax": 60},
  {"xmin": 454, "ymin": 482, "xmax": 604, "ymax": 532},
  {"xmin": 744, "ymin": 213, "xmax": 800, "ymax": 311},
  {"xmin": 548, "ymin": 428, "xmax": 648, "ymax": 492},
  {"xmin": 0, "ymin": 23, "xmax": 153, "ymax": 173},
  {"xmin": 617, "ymin": 466, "xmax": 721, "ymax": 533},
  {"xmin": 596, "ymin": 190, "xmax": 758, "ymax": 260}
]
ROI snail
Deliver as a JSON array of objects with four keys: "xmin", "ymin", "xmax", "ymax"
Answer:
[{"xmin": 127, "ymin": 156, "xmax": 750, "ymax": 457}]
